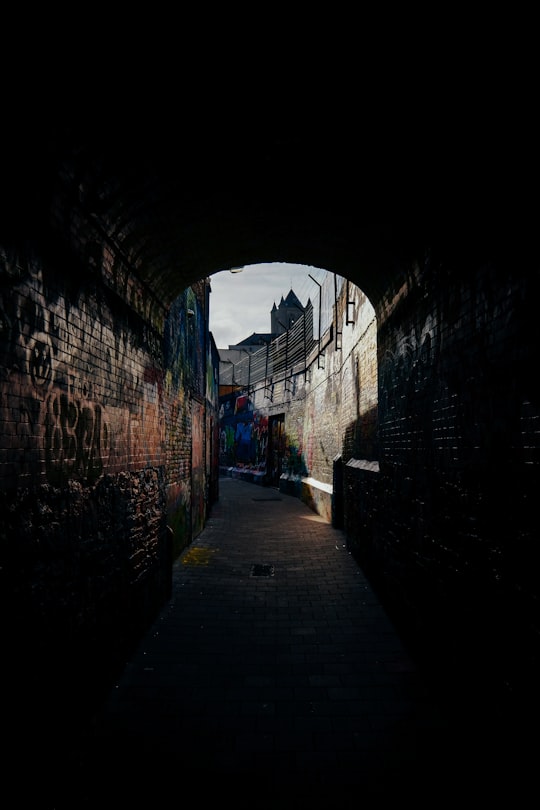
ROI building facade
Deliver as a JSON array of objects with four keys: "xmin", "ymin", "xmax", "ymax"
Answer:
[{"xmin": 218, "ymin": 275, "xmax": 377, "ymax": 521}]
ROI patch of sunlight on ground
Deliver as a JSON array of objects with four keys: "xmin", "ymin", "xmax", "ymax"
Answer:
[{"xmin": 182, "ymin": 546, "xmax": 219, "ymax": 565}]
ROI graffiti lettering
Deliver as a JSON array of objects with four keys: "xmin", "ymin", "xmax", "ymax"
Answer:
[{"xmin": 44, "ymin": 391, "xmax": 109, "ymax": 483}]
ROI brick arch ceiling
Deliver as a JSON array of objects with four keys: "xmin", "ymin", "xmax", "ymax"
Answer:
[{"xmin": 3, "ymin": 118, "xmax": 514, "ymax": 315}]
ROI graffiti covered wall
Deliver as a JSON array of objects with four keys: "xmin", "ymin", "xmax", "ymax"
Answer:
[
  {"xmin": 162, "ymin": 284, "xmax": 217, "ymax": 555},
  {"xmin": 0, "ymin": 244, "xmax": 218, "ymax": 721}
]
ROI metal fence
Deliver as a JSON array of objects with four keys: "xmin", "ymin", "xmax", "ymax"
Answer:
[{"xmin": 220, "ymin": 273, "xmax": 345, "ymax": 393}]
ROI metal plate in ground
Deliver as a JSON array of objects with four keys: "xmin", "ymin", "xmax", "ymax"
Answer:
[{"xmin": 250, "ymin": 564, "xmax": 275, "ymax": 577}]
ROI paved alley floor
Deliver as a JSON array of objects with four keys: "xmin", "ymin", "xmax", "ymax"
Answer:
[{"xmin": 29, "ymin": 476, "xmax": 533, "ymax": 807}]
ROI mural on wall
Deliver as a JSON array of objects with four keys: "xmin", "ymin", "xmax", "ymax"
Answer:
[
  {"xmin": 219, "ymin": 391, "xmax": 268, "ymax": 471},
  {"xmin": 219, "ymin": 392, "xmax": 307, "ymax": 485}
]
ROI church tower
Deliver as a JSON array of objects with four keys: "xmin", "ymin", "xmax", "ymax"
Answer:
[{"xmin": 271, "ymin": 289, "xmax": 305, "ymax": 335}]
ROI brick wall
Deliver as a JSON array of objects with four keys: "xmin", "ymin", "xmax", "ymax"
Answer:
[
  {"xmin": 362, "ymin": 250, "xmax": 540, "ymax": 706},
  {"xmin": 0, "ymin": 243, "xmax": 217, "ymax": 724}
]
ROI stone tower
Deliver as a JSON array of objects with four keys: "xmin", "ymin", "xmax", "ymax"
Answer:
[{"xmin": 271, "ymin": 289, "xmax": 305, "ymax": 335}]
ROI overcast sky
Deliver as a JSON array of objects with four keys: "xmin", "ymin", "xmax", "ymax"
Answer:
[{"xmin": 209, "ymin": 263, "xmax": 329, "ymax": 349}]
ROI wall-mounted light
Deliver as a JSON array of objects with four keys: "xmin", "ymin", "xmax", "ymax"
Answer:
[{"xmin": 187, "ymin": 309, "xmax": 195, "ymax": 318}]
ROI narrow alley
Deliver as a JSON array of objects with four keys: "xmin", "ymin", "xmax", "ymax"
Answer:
[{"xmin": 22, "ymin": 476, "xmax": 532, "ymax": 808}]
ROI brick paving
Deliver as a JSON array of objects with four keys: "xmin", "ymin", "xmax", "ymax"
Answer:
[{"xmin": 33, "ymin": 476, "xmax": 532, "ymax": 806}]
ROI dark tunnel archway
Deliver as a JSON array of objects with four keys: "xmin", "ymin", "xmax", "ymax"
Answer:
[{"xmin": 1, "ymin": 118, "xmax": 539, "ymax": 798}]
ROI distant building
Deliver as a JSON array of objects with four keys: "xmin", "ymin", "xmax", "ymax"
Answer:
[
  {"xmin": 218, "ymin": 289, "xmax": 306, "ymax": 359},
  {"xmin": 217, "ymin": 288, "xmax": 307, "ymax": 395},
  {"xmin": 271, "ymin": 290, "xmax": 305, "ymax": 335}
]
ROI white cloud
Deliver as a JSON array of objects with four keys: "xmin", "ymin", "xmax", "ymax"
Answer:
[{"xmin": 209, "ymin": 262, "xmax": 328, "ymax": 349}]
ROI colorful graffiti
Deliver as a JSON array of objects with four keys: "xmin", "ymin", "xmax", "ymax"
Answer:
[
  {"xmin": 0, "ymin": 255, "xmax": 166, "ymax": 488},
  {"xmin": 219, "ymin": 391, "xmax": 268, "ymax": 471}
]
